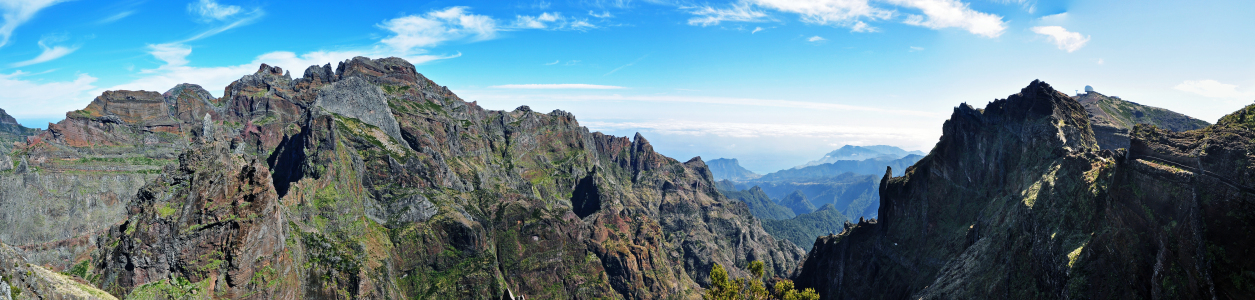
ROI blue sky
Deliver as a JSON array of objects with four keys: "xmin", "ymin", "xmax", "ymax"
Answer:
[{"xmin": 1, "ymin": 0, "xmax": 1252, "ymax": 173}]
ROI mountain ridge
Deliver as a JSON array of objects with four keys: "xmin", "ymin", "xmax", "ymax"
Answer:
[
  {"xmin": 796, "ymin": 80, "xmax": 1255, "ymax": 299},
  {"xmin": 1, "ymin": 56, "xmax": 805, "ymax": 299}
]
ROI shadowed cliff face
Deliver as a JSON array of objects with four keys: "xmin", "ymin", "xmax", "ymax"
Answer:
[
  {"xmin": 795, "ymin": 81, "xmax": 1255, "ymax": 299},
  {"xmin": 73, "ymin": 56, "xmax": 803, "ymax": 299}
]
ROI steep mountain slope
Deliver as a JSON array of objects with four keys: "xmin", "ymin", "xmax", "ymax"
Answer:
[
  {"xmin": 796, "ymin": 80, "xmax": 1255, "ymax": 299},
  {"xmin": 1075, "ymin": 91, "xmax": 1209, "ymax": 150},
  {"xmin": 717, "ymin": 183, "xmax": 795, "ymax": 220},
  {"xmin": 71, "ymin": 57, "xmax": 803, "ymax": 299},
  {"xmin": 706, "ymin": 158, "xmax": 761, "ymax": 181}
]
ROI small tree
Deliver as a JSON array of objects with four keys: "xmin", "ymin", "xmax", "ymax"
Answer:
[{"xmin": 703, "ymin": 261, "xmax": 820, "ymax": 300}]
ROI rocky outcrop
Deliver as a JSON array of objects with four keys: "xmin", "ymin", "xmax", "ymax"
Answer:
[
  {"xmin": 1076, "ymin": 92, "xmax": 1209, "ymax": 150},
  {"xmin": 94, "ymin": 131, "xmax": 291, "ymax": 299},
  {"xmin": 795, "ymin": 80, "xmax": 1255, "ymax": 299}
]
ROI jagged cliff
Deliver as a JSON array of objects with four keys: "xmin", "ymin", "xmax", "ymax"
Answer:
[
  {"xmin": 0, "ymin": 57, "xmax": 804, "ymax": 299},
  {"xmin": 795, "ymin": 80, "xmax": 1255, "ymax": 299}
]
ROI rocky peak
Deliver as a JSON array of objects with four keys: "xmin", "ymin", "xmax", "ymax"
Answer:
[
  {"xmin": 256, "ymin": 63, "xmax": 286, "ymax": 77},
  {"xmin": 335, "ymin": 56, "xmax": 422, "ymax": 84},
  {"xmin": 941, "ymin": 79, "xmax": 1097, "ymax": 156},
  {"xmin": 80, "ymin": 90, "xmax": 175, "ymax": 125},
  {"xmin": 300, "ymin": 63, "xmax": 338, "ymax": 86}
]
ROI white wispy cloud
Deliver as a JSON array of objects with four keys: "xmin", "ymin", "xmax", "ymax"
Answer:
[
  {"xmin": 179, "ymin": 0, "xmax": 264, "ymax": 43},
  {"xmin": 511, "ymin": 12, "xmax": 596, "ymax": 30},
  {"xmin": 490, "ymin": 84, "xmax": 626, "ymax": 89},
  {"xmin": 11, "ymin": 34, "xmax": 76, "ymax": 67},
  {"xmin": 910, "ymin": 46, "xmax": 924, "ymax": 52},
  {"xmin": 188, "ymin": 0, "xmax": 239, "ymax": 21},
  {"xmin": 379, "ymin": 7, "xmax": 498, "ymax": 54},
  {"xmin": 0, "ymin": 70, "xmax": 97, "ymax": 120},
  {"xmin": 680, "ymin": 0, "xmax": 1006, "ymax": 37},
  {"xmin": 1039, "ymin": 12, "xmax": 1067, "ymax": 22},
  {"xmin": 751, "ymin": 26, "xmax": 764, "ymax": 34},
  {"xmin": 589, "ymin": 10, "xmax": 613, "ymax": 18},
  {"xmin": 749, "ymin": 0, "xmax": 892, "ymax": 30},
  {"xmin": 147, "ymin": 43, "xmax": 192, "ymax": 67},
  {"xmin": 807, "ymin": 35, "xmax": 825, "ymax": 42},
  {"xmin": 1031, "ymin": 26, "xmax": 1089, "ymax": 52},
  {"xmin": 605, "ymin": 54, "xmax": 649, "ymax": 76},
  {"xmin": 98, "ymin": 10, "xmax": 134, "ymax": 24},
  {"xmin": 544, "ymin": 60, "xmax": 560, "ymax": 65},
  {"xmin": 686, "ymin": 3, "xmax": 770, "ymax": 26},
  {"xmin": 889, "ymin": 0, "xmax": 1007, "ymax": 38},
  {"xmin": 1174, "ymin": 80, "xmax": 1253, "ymax": 99},
  {"xmin": 0, "ymin": 0, "xmax": 69, "ymax": 48}
]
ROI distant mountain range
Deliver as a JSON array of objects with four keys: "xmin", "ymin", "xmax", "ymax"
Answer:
[
  {"xmin": 796, "ymin": 145, "xmax": 925, "ymax": 168},
  {"xmin": 758, "ymin": 154, "xmax": 922, "ymax": 181},
  {"xmin": 712, "ymin": 145, "xmax": 924, "ymax": 253},
  {"xmin": 710, "ymin": 146, "xmax": 924, "ymax": 222}
]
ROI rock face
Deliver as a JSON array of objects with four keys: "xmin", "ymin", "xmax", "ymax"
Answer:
[
  {"xmin": 48, "ymin": 56, "xmax": 803, "ymax": 299},
  {"xmin": 795, "ymin": 80, "xmax": 1255, "ymax": 299},
  {"xmin": 1076, "ymin": 91, "xmax": 1209, "ymax": 150},
  {"xmin": 706, "ymin": 158, "xmax": 761, "ymax": 181}
]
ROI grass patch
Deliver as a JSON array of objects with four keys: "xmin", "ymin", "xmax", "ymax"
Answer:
[{"xmin": 157, "ymin": 203, "xmax": 179, "ymax": 218}]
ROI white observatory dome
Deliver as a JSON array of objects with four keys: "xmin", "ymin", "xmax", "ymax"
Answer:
[{"xmin": 1084, "ymin": 85, "xmax": 1094, "ymax": 93}]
